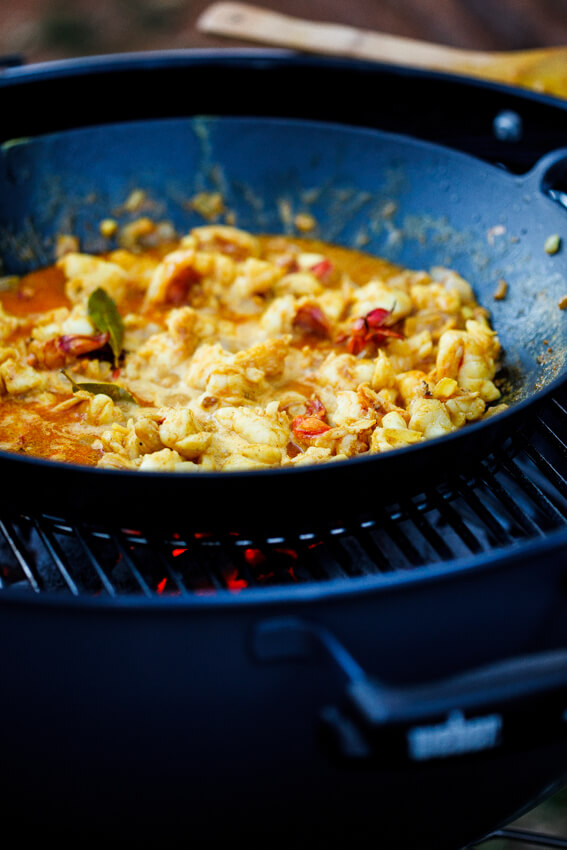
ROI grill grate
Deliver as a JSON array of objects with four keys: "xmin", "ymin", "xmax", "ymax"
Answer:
[{"xmin": 1, "ymin": 386, "xmax": 566, "ymax": 598}]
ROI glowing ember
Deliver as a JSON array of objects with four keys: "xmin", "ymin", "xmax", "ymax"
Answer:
[
  {"xmin": 244, "ymin": 547, "xmax": 266, "ymax": 567},
  {"xmin": 242, "ymin": 545, "xmax": 299, "ymax": 584},
  {"xmin": 274, "ymin": 547, "xmax": 298, "ymax": 561},
  {"xmin": 223, "ymin": 567, "xmax": 248, "ymax": 591}
]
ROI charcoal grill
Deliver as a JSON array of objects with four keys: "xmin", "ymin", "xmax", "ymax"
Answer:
[{"xmin": 2, "ymin": 51, "xmax": 567, "ymax": 850}]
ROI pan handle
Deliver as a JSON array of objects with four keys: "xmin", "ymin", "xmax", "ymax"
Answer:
[
  {"xmin": 522, "ymin": 148, "xmax": 567, "ymax": 211},
  {"xmin": 253, "ymin": 617, "xmax": 567, "ymax": 765}
]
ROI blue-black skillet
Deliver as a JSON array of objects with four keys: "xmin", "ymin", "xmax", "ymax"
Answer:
[{"xmin": 0, "ymin": 54, "xmax": 565, "ymax": 534}]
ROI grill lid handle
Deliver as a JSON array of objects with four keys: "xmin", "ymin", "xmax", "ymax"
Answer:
[{"xmin": 253, "ymin": 617, "xmax": 567, "ymax": 764}]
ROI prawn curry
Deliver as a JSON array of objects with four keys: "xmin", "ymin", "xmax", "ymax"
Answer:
[{"xmin": 0, "ymin": 224, "xmax": 504, "ymax": 472}]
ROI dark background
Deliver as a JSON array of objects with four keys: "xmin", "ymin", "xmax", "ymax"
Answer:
[{"xmin": 3, "ymin": 0, "xmax": 567, "ymax": 63}]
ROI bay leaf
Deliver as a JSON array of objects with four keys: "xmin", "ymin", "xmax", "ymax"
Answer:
[
  {"xmin": 87, "ymin": 287, "xmax": 124, "ymax": 365},
  {"xmin": 62, "ymin": 370, "xmax": 137, "ymax": 404}
]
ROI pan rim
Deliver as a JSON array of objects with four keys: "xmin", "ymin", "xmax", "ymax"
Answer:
[{"xmin": 1, "ymin": 47, "xmax": 567, "ymax": 109}]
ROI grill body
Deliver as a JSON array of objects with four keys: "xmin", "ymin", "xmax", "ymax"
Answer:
[
  {"xmin": 0, "ymin": 51, "xmax": 567, "ymax": 848},
  {"xmin": 2, "ymin": 533, "xmax": 567, "ymax": 848}
]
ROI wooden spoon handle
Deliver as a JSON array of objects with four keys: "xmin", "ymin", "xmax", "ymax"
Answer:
[{"xmin": 197, "ymin": 2, "xmax": 499, "ymax": 71}]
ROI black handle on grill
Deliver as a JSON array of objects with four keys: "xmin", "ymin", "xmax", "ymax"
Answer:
[{"xmin": 253, "ymin": 617, "xmax": 567, "ymax": 765}]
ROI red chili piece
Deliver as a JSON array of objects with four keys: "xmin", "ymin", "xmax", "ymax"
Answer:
[
  {"xmin": 293, "ymin": 303, "xmax": 331, "ymax": 337},
  {"xmin": 58, "ymin": 332, "xmax": 110, "ymax": 356},
  {"xmin": 291, "ymin": 397, "xmax": 331, "ymax": 440},
  {"xmin": 310, "ymin": 258, "xmax": 333, "ymax": 282},
  {"xmin": 38, "ymin": 331, "xmax": 111, "ymax": 369},
  {"xmin": 344, "ymin": 307, "xmax": 403, "ymax": 355}
]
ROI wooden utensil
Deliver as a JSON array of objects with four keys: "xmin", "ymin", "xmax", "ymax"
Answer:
[{"xmin": 197, "ymin": 2, "xmax": 567, "ymax": 98}]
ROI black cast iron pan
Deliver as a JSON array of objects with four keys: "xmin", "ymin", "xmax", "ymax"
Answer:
[{"xmin": 0, "ymin": 59, "xmax": 566, "ymax": 535}]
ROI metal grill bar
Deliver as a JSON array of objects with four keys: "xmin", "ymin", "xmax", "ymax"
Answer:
[
  {"xmin": 33, "ymin": 518, "xmax": 80, "ymax": 596},
  {"xmin": 501, "ymin": 454, "xmax": 567, "ymax": 528},
  {"xmin": 425, "ymin": 490, "xmax": 485, "ymax": 556},
  {"xmin": 454, "ymin": 477, "xmax": 520, "ymax": 547},
  {"xmin": 0, "ymin": 517, "xmax": 41, "ymax": 593},
  {"xmin": 403, "ymin": 499, "xmax": 455, "ymax": 561},
  {"xmin": 476, "ymin": 464, "xmax": 548, "ymax": 538},
  {"xmin": 143, "ymin": 539, "xmax": 190, "ymax": 597},
  {"xmin": 74, "ymin": 524, "xmax": 118, "ymax": 598}
]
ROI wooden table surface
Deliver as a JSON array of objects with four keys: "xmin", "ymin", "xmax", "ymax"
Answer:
[{"xmin": 2, "ymin": 0, "xmax": 567, "ymax": 64}]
